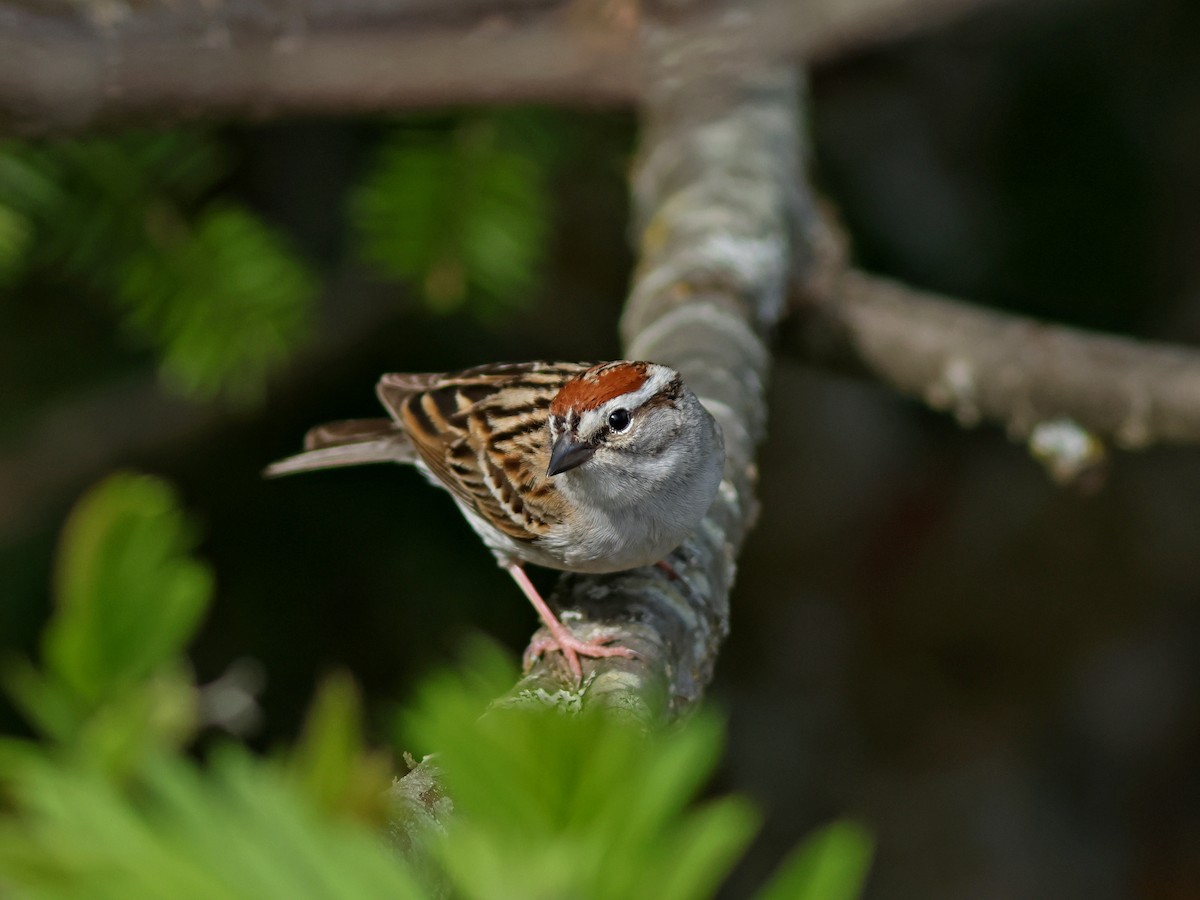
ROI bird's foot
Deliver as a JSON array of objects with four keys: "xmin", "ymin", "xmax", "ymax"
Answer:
[
  {"xmin": 522, "ymin": 626, "xmax": 636, "ymax": 685},
  {"xmin": 504, "ymin": 561, "xmax": 637, "ymax": 685}
]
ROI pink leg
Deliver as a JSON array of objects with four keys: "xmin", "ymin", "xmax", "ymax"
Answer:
[
  {"xmin": 504, "ymin": 563, "xmax": 635, "ymax": 683},
  {"xmin": 655, "ymin": 559, "xmax": 679, "ymax": 581}
]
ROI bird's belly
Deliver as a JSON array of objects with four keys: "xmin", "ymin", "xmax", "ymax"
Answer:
[
  {"xmin": 533, "ymin": 510, "xmax": 687, "ymax": 574},
  {"xmin": 443, "ymin": 477, "xmax": 701, "ymax": 576}
]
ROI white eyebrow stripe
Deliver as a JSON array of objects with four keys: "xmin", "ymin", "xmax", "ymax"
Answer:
[
  {"xmin": 624, "ymin": 366, "xmax": 675, "ymax": 408},
  {"xmin": 575, "ymin": 365, "xmax": 674, "ymax": 438},
  {"xmin": 579, "ymin": 407, "xmax": 607, "ymax": 436}
]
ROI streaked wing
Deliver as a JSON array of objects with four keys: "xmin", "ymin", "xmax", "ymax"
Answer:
[
  {"xmin": 376, "ymin": 372, "xmax": 443, "ymax": 420},
  {"xmin": 386, "ymin": 362, "xmax": 586, "ymax": 542}
]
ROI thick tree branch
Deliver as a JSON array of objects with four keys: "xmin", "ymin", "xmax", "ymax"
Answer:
[
  {"xmin": 390, "ymin": 46, "xmax": 810, "ymax": 844},
  {"xmin": 506, "ymin": 61, "xmax": 803, "ymax": 716},
  {"xmin": 2, "ymin": 0, "xmax": 1017, "ymax": 134},
  {"xmin": 0, "ymin": 1, "xmax": 632, "ymax": 134},
  {"xmin": 788, "ymin": 266, "xmax": 1200, "ymax": 453}
]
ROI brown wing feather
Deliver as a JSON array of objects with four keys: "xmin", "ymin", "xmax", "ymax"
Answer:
[
  {"xmin": 303, "ymin": 418, "xmax": 396, "ymax": 450},
  {"xmin": 376, "ymin": 373, "xmax": 443, "ymax": 422},
  {"xmin": 264, "ymin": 417, "xmax": 414, "ymax": 477},
  {"xmin": 388, "ymin": 362, "xmax": 586, "ymax": 542}
]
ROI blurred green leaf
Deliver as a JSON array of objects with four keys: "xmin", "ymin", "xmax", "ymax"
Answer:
[
  {"xmin": 0, "ymin": 748, "xmax": 426, "ymax": 900},
  {"xmin": 0, "ymin": 144, "xmax": 65, "ymax": 211},
  {"xmin": 0, "ymin": 473, "xmax": 870, "ymax": 900},
  {"xmin": 4, "ymin": 659, "xmax": 196, "ymax": 780},
  {"xmin": 1, "ymin": 474, "xmax": 208, "ymax": 778},
  {"xmin": 757, "ymin": 819, "xmax": 874, "ymax": 900},
  {"xmin": 0, "ymin": 202, "xmax": 32, "ymax": 285},
  {"xmin": 3, "ymin": 658, "xmax": 80, "ymax": 743},
  {"xmin": 352, "ymin": 114, "xmax": 553, "ymax": 317},
  {"xmin": 44, "ymin": 473, "xmax": 211, "ymax": 711},
  {"xmin": 285, "ymin": 671, "xmax": 394, "ymax": 826},
  {"xmin": 73, "ymin": 665, "xmax": 198, "ymax": 776},
  {"xmin": 0, "ymin": 472, "xmax": 425, "ymax": 899},
  {"xmin": 400, "ymin": 642, "xmax": 759, "ymax": 900}
]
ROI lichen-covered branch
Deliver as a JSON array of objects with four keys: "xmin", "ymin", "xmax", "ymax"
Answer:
[
  {"xmin": 505, "ymin": 61, "xmax": 803, "ymax": 718},
  {"xmin": 789, "ymin": 266, "xmax": 1200, "ymax": 453},
  {"xmin": 389, "ymin": 52, "xmax": 809, "ymax": 843},
  {"xmin": 1, "ymin": 0, "xmax": 1017, "ymax": 135}
]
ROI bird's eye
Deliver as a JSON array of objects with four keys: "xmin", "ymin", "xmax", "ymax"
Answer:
[{"xmin": 607, "ymin": 408, "xmax": 632, "ymax": 432}]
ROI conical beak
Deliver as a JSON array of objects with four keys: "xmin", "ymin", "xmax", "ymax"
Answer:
[{"xmin": 547, "ymin": 433, "xmax": 595, "ymax": 476}]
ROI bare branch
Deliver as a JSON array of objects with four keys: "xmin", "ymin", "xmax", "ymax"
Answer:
[
  {"xmin": 0, "ymin": 1, "xmax": 633, "ymax": 134},
  {"xmin": 2, "ymin": 0, "xmax": 1019, "ymax": 134},
  {"xmin": 788, "ymin": 267, "xmax": 1200, "ymax": 451}
]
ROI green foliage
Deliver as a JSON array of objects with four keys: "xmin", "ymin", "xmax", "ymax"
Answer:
[
  {"xmin": 352, "ymin": 113, "xmax": 554, "ymax": 317},
  {"xmin": 0, "ymin": 472, "xmax": 872, "ymax": 899},
  {"xmin": 0, "ymin": 473, "xmax": 415, "ymax": 900},
  {"xmin": 0, "ymin": 201, "xmax": 31, "ymax": 286},
  {"xmin": 401, "ymin": 645, "xmax": 759, "ymax": 900},
  {"xmin": 116, "ymin": 206, "xmax": 316, "ymax": 402},
  {"xmin": 47, "ymin": 473, "xmax": 210, "ymax": 704},
  {"xmin": 0, "ymin": 748, "xmax": 426, "ymax": 899},
  {"xmin": 284, "ymin": 671, "xmax": 394, "ymax": 826},
  {"xmin": 0, "ymin": 133, "xmax": 224, "ymax": 283},
  {"xmin": 758, "ymin": 820, "xmax": 874, "ymax": 900},
  {"xmin": 4, "ymin": 473, "xmax": 209, "ymax": 775},
  {"xmin": 0, "ymin": 133, "xmax": 316, "ymax": 403},
  {"xmin": 1, "ymin": 113, "xmax": 562, "ymax": 403}
]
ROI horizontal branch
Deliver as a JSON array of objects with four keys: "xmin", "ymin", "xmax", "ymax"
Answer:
[
  {"xmin": 0, "ymin": 1, "xmax": 631, "ymax": 134},
  {"xmin": 788, "ymin": 266, "xmax": 1200, "ymax": 451},
  {"xmin": 3, "ymin": 0, "xmax": 1017, "ymax": 134}
]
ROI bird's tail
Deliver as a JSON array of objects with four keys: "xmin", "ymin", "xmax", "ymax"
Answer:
[{"xmin": 264, "ymin": 418, "xmax": 416, "ymax": 477}]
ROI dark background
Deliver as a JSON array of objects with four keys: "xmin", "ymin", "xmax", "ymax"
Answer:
[{"xmin": 3, "ymin": 0, "xmax": 1199, "ymax": 896}]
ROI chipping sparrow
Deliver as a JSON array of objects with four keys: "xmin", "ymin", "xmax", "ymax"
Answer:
[{"xmin": 266, "ymin": 360, "xmax": 725, "ymax": 681}]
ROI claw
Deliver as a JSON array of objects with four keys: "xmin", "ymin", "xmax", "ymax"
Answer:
[
  {"xmin": 522, "ymin": 629, "xmax": 636, "ymax": 683},
  {"xmin": 505, "ymin": 562, "xmax": 637, "ymax": 685}
]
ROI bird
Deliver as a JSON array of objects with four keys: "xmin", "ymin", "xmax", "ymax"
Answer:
[{"xmin": 265, "ymin": 360, "xmax": 725, "ymax": 682}]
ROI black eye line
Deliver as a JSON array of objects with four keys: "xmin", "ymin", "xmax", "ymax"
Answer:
[{"xmin": 595, "ymin": 419, "xmax": 625, "ymax": 444}]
